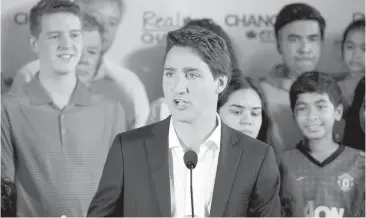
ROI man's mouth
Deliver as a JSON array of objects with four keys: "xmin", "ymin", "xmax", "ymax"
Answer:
[
  {"xmin": 296, "ymin": 57, "xmax": 313, "ymax": 62},
  {"xmin": 58, "ymin": 54, "xmax": 73, "ymax": 61},
  {"xmin": 306, "ymin": 123, "xmax": 323, "ymax": 131},
  {"xmin": 173, "ymin": 98, "xmax": 191, "ymax": 109}
]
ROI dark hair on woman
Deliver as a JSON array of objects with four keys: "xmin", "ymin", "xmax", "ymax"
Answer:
[
  {"xmin": 343, "ymin": 76, "xmax": 365, "ymax": 151},
  {"xmin": 1, "ymin": 178, "xmax": 17, "ymax": 217},
  {"xmin": 184, "ymin": 18, "xmax": 239, "ymax": 71},
  {"xmin": 341, "ymin": 19, "xmax": 365, "ymax": 55},
  {"xmin": 217, "ymin": 71, "xmax": 271, "ymax": 143}
]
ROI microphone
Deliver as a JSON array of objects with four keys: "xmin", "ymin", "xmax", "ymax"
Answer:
[
  {"xmin": 183, "ymin": 150, "xmax": 198, "ymax": 217},
  {"xmin": 184, "ymin": 150, "xmax": 198, "ymax": 169}
]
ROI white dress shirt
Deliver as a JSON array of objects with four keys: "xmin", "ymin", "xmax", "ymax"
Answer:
[{"xmin": 169, "ymin": 115, "xmax": 221, "ymax": 217}]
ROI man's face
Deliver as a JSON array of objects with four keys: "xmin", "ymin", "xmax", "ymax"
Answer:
[
  {"xmin": 30, "ymin": 12, "xmax": 83, "ymax": 76},
  {"xmin": 82, "ymin": 0, "xmax": 121, "ymax": 53},
  {"xmin": 343, "ymin": 28, "xmax": 365, "ymax": 75},
  {"xmin": 76, "ymin": 29, "xmax": 102, "ymax": 82},
  {"xmin": 278, "ymin": 20, "xmax": 322, "ymax": 76},
  {"xmin": 163, "ymin": 46, "xmax": 227, "ymax": 123},
  {"xmin": 294, "ymin": 92, "xmax": 342, "ymax": 140},
  {"xmin": 219, "ymin": 88, "xmax": 263, "ymax": 139}
]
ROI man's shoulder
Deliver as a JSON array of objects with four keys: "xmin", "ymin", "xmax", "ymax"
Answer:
[
  {"xmin": 343, "ymin": 146, "xmax": 364, "ymax": 155},
  {"xmin": 282, "ymin": 147, "xmax": 302, "ymax": 160},
  {"xmin": 87, "ymin": 87, "xmax": 126, "ymax": 111},
  {"xmin": 117, "ymin": 118, "xmax": 169, "ymax": 142},
  {"xmin": 260, "ymin": 75, "xmax": 289, "ymax": 98},
  {"xmin": 233, "ymin": 127, "xmax": 271, "ymax": 155},
  {"xmin": 2, "ymin": 89, "xmax": 29, "ymax": 109},
  {"xmin": 342, "ymin": 146, "xmax": 365, "ymax": 164},
  {"xmin": 17, "ymin": 59, "xmax": 40, "ymax": 75}
]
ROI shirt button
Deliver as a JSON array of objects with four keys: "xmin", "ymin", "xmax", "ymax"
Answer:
[
  {"xmin": 60, "ymin": 115, "xmax": 64, "ymax": 120},
  {"xmin": 61, "ymin": 129, "xmax": 66, "ymax": 134}
]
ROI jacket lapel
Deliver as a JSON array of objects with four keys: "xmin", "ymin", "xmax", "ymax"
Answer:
[
  {"xmin": 145, "ymin": 117, "xmax": 171, "ymax": 217},
  {"xmin": 210, "ymin": 124, "xmax": 243, "ymax": 217}
]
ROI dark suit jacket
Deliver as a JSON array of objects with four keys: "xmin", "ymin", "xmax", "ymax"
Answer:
[{"xmin": 87, "ymin": 116, "xmax": 281, "ymax": 217}]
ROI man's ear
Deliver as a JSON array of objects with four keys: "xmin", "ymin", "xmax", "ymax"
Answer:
[
  {"xmin": 334, "ymin": 103, "xmax": 344, "ymax": 121},
  {"xmin": 29, "ymin": 35, "xmax": 40, "ymax": 54},
  {"xmin": 215, "ymin": 75, "xmax": 228, "ymax": 94}
]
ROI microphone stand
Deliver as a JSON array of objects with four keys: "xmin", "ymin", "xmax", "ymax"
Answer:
[{"xmin": 189, "ymin": 164, "xmax": 194, "ymax": 217}]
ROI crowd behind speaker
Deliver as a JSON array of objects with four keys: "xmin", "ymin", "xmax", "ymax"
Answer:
[{"xmin": 1, "ymin": 0, "xmax": 365, "ymax": 217}]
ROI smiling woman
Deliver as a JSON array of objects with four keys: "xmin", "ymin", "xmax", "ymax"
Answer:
[
  {"xmin": 77, "ymin": 0, "xmax": 124, "ymax": 53},
  {"xmin": 76, "ymin": 13, "xmax": 103, "ymax": 82}
]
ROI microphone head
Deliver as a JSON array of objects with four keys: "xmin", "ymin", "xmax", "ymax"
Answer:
[{"xmin": 183, "ymin": 150, "xmax": 198, "ymax": 169}]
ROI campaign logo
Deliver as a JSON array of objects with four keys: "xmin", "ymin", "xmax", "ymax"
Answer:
[
  {"xmin": 224, "ymin": 14, "xmax": 276, "ymax": 43},
  {"xmin": 141, "ymin": 11, "xmax": 192, "ymax": 45},
  {"xmin": 337, "ymin": 173, "xmax": 354, "ymax": 192}
]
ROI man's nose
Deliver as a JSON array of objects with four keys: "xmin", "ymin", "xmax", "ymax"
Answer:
[
  {"xmin": 173, "ymin": 75, "xmax": 189, "ymax": 94},
  {"xmin": 59, "ymin": 34, "xmax": 72, "ymax": 49}
]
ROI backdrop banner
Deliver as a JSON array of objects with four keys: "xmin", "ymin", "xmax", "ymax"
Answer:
[{"xmin": 1, "ymin": 0, "xmax": 364, "ymax": 101}]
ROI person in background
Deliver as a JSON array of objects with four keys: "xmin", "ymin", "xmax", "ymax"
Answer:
[
  {"xmin": 283, "ymin": 71, "xmax": 365, "ymax": 217},
  {"xmin": 1, "ymin": 0, "xmax": 126, "ymax": 216},
  {"xmin": 338, "ymin": 19, "xmax": 365, "ymax": 113},
  {"xmin": 1, "ymin": 178, "xmax": 16, "ymax": 217},
  {"xmin": 10, "ymin": 0, "xmax": 149, "ymax": 129},
  {"xmin": 261, "ymin": 3, "xmax": 345, "ymax": 149},
  {"xmin": 217, "ymin": 72, "xmax": 304, "ymax": 217},
  {"xmin": 343, "ymin": 76, "xmax": 365, "ymax": 151},
  {"xmin": 218, "ymin": 73, "xmax": 277, "ymax": 145},
  {"xmin": 76, "ymin": 13, "xmax": 134, "ymax": 130},
  {"xmin": 147, "ymin": 18, "xmax": 240, "ymax": 124},
  {"xmin": 346, "ymin": 77, "xmax": 366, "ymax": 217}
]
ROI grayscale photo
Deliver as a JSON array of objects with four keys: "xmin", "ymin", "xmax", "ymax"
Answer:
[{"xmin": 1, "ymin": 0, "xmax": 365, "ymax": 217}]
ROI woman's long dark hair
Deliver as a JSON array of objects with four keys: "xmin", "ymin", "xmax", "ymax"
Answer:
[
  {"xmin": 343, "ymin": 76, "xmax": 365, "ymax": 151},
  {"xmin": 217, "ymin": 71, "xmax": 271, "ymax": 143}
]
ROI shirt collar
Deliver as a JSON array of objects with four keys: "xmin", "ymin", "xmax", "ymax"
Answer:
[
  {"xmin": 168, "ymin": 114, "xmax": 222, "ymax": 150},
  {"xmin": 24, "ymin": 73, "xmax": 94, "ymax": 106}
]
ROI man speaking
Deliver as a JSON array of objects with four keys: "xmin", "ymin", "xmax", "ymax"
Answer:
[{"xmin": 87, "ymin": 25, "xmax": 281, "ymax": 217}]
